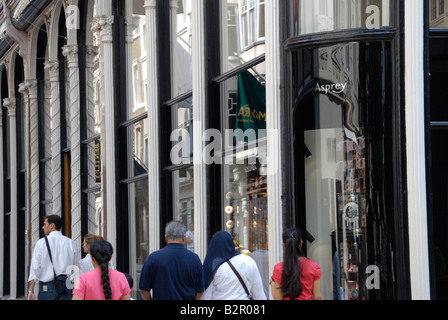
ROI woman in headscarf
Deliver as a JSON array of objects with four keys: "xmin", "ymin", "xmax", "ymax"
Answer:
[{"xmin": 201, "ymin": 231, "xmax": 266, "ymax": 300}]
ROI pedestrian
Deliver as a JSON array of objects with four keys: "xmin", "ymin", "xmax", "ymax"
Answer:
[
  {"xmin": 78, "ymin": 234, "xmax": 103, "ymax": 274},
  {"xmin": 270, "ymin": 228, "xmax": 323, "ymax": 300},
  {"xmin": 201, "ymin": 231, "xmax": 266, "ymax": 300},
  {"xmin": 139, "ymin": 220, "xmax": 205, "ymax": 300},
  {"xmin": 186, "ymin": 223, "xmax": 194, "ymax": 251},
  {"xmin": 72, "ymin": 240, "xmax": 131, "ymax": 300},
  {"xmin": 27, "ymin": 215, "xmax": 79, "ymax": 300},
  {"xmin": 123, "ymin": 273, "xmax": 135, "ymax": 300}
]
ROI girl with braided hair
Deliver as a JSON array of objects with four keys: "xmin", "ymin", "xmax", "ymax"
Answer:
[
  {"xmin": 270, "ymin": 228, "xmax": 323, "ymax": 300},
  {"xmin": 73, "ymin": 240, "xmax": 131, "ymax": 300}
]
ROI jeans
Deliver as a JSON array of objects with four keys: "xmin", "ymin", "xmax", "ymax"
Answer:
[{"xmin": 38, "ymin": 281, "xmax": 72, "ymax": 300}]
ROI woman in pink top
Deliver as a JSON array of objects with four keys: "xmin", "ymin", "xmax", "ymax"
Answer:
[
  {"xmin": 73, "ymin": 240, "xmax": 131, "ymax": 300},
  {"xmin": 270, "ymin": 228, "xmax": 323, "ymax": 300}
]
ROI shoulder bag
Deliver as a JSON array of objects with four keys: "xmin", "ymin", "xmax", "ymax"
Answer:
[
  {"xmin": 44, "ymin": 236, "xmax": 70, "ymax": 296},
  {"xmin": 226, "ymin": 260, "xmax": 254, "ymax": 300}
]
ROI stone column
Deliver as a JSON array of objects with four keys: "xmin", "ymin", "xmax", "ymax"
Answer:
[
  {"xmin": 191, "ymin": 0, "xmax": 207, "ymax": 261},
  {"xmin": 265, "ymin": 0, "xmax": 284, "ymax": 299},
  {"xmin": 85, "ymin": 45, "xmax": 99, "ymax": 233},
  {"xmin": 62, "ymin": 44, "xmax": 82, "ymax": 250},
  {"xmin": 91, "ymin": 10, "xmax": 117, "ymax": 253},
  {"xmin": 144, "ymin": 0, "xmax": 161, "ymax": 254},
  {"xmin": 4, "ymin": 97, "xmax": 17, "ymax": 299},
  {"xmin": 18, "ymin": 79, "xmax": 39, "ymax": 258},
  {"xmin": 405, "ymin": 0, "xmax": 430, "ymax": 300},
  {"xmin": 44, "ymin": 61, "xmax": 61, "ymax": 216}
]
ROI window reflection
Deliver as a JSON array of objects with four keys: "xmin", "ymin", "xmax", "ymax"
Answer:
[
  {"xmin": 171, "ymin": 0, "xmax": 193, "ymax": 95},
  {"xmin": 129, "ymin": 179, "xmax": 149, "ymax": 299},
  {"xmin": 221, "ymin": 66, "xmax": 269, "ymax": 298},
  {"xmin": 292, "ymin": 0, "xmax": 394, "ymax": 35},
  {"xmin": 293, "ymin": 41, "xmax": 393, "ymax": 300},
  {"xmin": 222, "ymin": 0, "xmax": 265, "ymax": 72},
  {"xmin": 173, "ymin": 167, "xmax": 195, "ymax": 251},
  {"xmin": 430, "ymin": 0, "xmax": 448, "ymax": 28}
]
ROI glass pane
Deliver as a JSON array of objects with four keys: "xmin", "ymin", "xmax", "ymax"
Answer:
[
  {"xmin": 292, "ymin": 0, "xmax": 395, "ymax": 36},
  {"xmin": 170, "ymin": 100, "xmax": 193, "ymax": 166},
  {"xmin": 172, "ymin": 167, "xmax": 195, "ymax": 251},
  {"xmin": 222, "ymin": 0, "xmax": 266, "ymax": 72},
  {"xmin": 292, "ymin": 41, "xmax": 393, "ymax": 300},
  {"xmin": 220, "ymin": 67, "xmax": 269, "ymax": 299},
  {"xmin": 429, "ymin": 38, "xmax": 448, "ymax": 121},
  {"xmin": 87, "ymin": 191, "xmax": 103, "ymax": 236},
  {"xmin": 126, "ymin": 120, "xmax": 149, "ymax": 179},
  {"xmin": 172, "ymin": 0, "xmax": 193, "ymax": 96},
  {"xmin": 130, "ymin": 0, "xmax": 148, "ymax": 117},
  {"xmin": 430, "ymin": 0, "xmax": 448, "ymax": 28},
  {"xmin": 86, "ymin": 140, "xmax": 101, "ymax": 188},
  {"xmin": 129, "ymin": 179, "xmax": 149, "ymax": 299}
]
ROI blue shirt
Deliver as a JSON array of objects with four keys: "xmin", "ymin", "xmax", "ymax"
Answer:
[{"xmin": 139, "ymin": 243, "xmax": 204, "ymax": 300}]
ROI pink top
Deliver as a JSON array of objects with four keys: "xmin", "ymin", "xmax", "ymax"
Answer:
[
  {"xmin": 271, "ymin": 258, "xmax": 322, "ymax": 300},
  {"xmin": 73, "ymin": 269, "xmax": 131, "ymax": 300}
]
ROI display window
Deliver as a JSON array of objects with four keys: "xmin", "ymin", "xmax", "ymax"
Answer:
[
  {"xmin": 292, "ymin": 41, "xmax": 396, "ymax": 300},
  {"xmin": 219, "ymin": 62, "xmax": 269, "ymax": 297}
]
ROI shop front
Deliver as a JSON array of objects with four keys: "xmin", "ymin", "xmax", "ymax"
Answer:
[{"xmin": 281, "ymin": 0, "xmax": 411, "ymax": 300}]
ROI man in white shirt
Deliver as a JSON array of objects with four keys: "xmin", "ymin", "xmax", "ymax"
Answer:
[
  {"xmin": 186, "ymin": 223, "xmax": 194, "ymax": 251},
  {"xmin": 27, "ymin": 215, "xmax": 79, "ymax": 300}
]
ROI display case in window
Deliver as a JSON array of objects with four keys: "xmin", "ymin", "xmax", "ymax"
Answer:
[{"xmin": 331, "ymin": 136, "xmax": 368, "ymax": 300}]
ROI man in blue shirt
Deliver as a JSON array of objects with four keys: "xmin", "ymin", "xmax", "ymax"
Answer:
[{"xmin": 139, "ymin": 221, "xmax": 204, "ymax": 300}]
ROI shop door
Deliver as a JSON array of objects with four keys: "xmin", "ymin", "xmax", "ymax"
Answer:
[
  {"xmin": 292, "ymin": 41, "xmax": 398, "ymax": 300},
  {"xmin": 427, "ymin": 37, "xmax": 448, "ymax": 300}
]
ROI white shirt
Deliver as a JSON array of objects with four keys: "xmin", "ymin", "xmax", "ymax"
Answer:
[
  {"xmin": 78, "ymin": 254, "xmax": 94, "ymax": 274},
  {"xmin": 186, "ymin": 230, "xmax": 194, "ymax": 251},
  {"xmin": 77, "ymin": 253, "xmax": 116, "ymax": 274},
  {"xmin": 28, "ymin": 231, "xmax": 79, "ymax": 283},
  {"xmin": 201, "ymin": 254, "xmax": 267, "ymax": 300}
]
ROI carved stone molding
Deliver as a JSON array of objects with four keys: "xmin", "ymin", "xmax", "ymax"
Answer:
[
  {"xmin": 18, "ymin": 79, "xmax": 38, "ymax": 98},
  {"xmin": 44, "ymin": 60, "xmax": 60, "ymax": 81},
  {"xmin": 91, "ymin": 15, "xmax": 114, "ymax": 43},
  {"xmin": 3, "ymin": 98, "xmax": 16, "ymax": 117}
]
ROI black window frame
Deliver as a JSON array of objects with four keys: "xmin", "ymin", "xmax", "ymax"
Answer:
[{"xmin": 283, "ymin": 0, "xmax": 410, "ymax": 300}]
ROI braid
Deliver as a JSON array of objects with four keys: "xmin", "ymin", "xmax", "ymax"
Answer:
[
  {"xmin": 90, "ymin": 240, "xmax": 113, "ymax": 300},
  {"xmin": 100, "ymin": 262, "xmax": 112, "ymax": 300}
]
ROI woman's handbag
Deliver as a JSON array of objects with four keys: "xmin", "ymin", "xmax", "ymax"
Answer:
[
  {"xmin": 44, "ymin": 236, "xmax": 70, "ymax": 296},
  {"xmin": 226, "ymin": 260, "xmax": 254, "ymax": 300}
]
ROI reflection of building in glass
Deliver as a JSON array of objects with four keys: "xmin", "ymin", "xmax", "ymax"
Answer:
[{"xmin": 430, "ymin": 0, "xmax": 448, "ymax": 27}]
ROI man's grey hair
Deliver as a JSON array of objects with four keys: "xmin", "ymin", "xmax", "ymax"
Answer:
[{"xmin": 165, "ymin": 220, "xmax": 186, "ymax": 241}]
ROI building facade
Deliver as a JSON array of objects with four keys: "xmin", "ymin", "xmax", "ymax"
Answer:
[{"xmin": 0, "ymin": 0, "xmax": 445, "ymax": 300}]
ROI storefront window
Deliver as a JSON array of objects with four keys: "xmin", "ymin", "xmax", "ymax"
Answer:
[
  {"xmin": 429, "ymin": 0, "xmax": 448, "ymax": 28},
  {"xmin": 129, "ymin": 179, "xmax": 149, "ymax": 299},
  {"xmin": 222, "ymin": 0, "xmax": 265, "ymax": 72},
  {"xmin": 122, "ymin": 0, "xmax": 150, "ymax": 295},
  {"xmin": 220, "ymin": 64, "xmax": 269, "ymax": 298},
  {"xmin": 292, "ymin": 41, "xmax": 395, "ymax": 300},
  {"xmin": 173, "ymin": 166, "xmax": 195, "ymax": 251},
  {"xmin": 172, "ymin": 0, "xmax": 193, "ymax": 96},
  {"xmin": 291, "ymin": 0, "xmax": 394, "ymax": 36},
  {"xmin": 169, "ymin": 98, "xmax": 194, "ymax": 250}
]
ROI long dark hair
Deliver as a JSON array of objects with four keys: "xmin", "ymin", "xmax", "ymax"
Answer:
[
  {"xmin": 281, "ymin": 228, "xmax": 303, "ymax": 300},
  {"xmin": 90, "ymin": 240, "xmax": 113, "ymax": 300}
]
